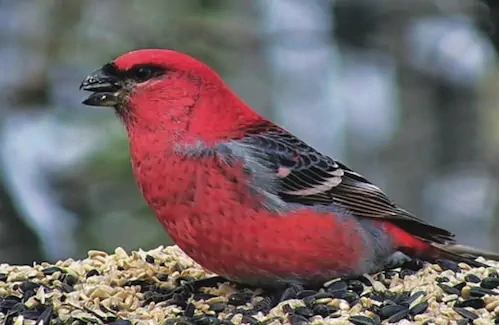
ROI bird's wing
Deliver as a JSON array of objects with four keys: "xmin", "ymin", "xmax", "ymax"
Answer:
[{"xmin": 219, "ymin": 123, "xmax": 454, "ymax": 244}]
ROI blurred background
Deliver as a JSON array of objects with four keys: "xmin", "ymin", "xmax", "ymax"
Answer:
[{"xmin": 1, "ymin": 0, "xmax": 499, "ymax": 264}]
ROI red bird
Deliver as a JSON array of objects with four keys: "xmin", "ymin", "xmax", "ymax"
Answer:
[{"xmin": 80, "ymin": 49, "xmax": 497, "ymax": 288}]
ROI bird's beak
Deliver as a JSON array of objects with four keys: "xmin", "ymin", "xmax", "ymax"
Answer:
[{"xmin": 80, "ymin": 63, "xmax": 123, "ymax": 108}]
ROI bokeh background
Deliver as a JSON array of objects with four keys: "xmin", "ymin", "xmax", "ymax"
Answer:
[{"xmin": 1, "ymin": 0, "xmax": 499, "ymax": 264}]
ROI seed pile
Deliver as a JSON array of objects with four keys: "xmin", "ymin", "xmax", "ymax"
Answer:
[{"xmin": 0, "ymin": 246, "xmax": 499, "ymax": 325}]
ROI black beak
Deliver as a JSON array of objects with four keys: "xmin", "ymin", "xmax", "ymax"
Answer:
[{"xmin": 80, "ymin": 63, "xmax": 123, "ymax": 107}]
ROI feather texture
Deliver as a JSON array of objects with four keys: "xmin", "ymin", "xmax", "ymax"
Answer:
[{"xmin": 219, "ymin": 122, "xmax": 455, "ymax": 245}]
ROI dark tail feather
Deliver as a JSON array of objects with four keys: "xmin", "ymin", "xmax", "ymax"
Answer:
[{"xmin": 432, "ymin": 243, "xmax": 499, "ymax": 268}]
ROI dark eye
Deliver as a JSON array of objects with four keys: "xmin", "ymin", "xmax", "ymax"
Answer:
[
  {"xmin": 131, "ymin": 66, "xmax": 162, "ymax": 82},
  {"xmin": 135, "ymin": 67, "xmax": 153, "ymax": 81}
]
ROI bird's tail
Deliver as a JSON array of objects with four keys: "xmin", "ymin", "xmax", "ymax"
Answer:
[
  {"xmin": 387, "ymin": 223, "xmax": 498, "ymax": 268},
  {"xmin": 432, "ymin": 243, "xmax": 499, "ymax": 268}
]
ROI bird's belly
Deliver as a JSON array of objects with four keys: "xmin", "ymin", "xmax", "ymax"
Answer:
[
  {"xmin": 135, "ymin": 157, "xmax": 380, "ymax": 286},
  {"xmin": 161, "ymin": 204, "xmax": 376, "ymax": 286}
]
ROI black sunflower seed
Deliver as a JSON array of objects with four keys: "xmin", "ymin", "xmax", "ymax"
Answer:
[
  {"xmin": 144, "ymin": 292, "xmax": 167, "ymax": 304},
  {"xmin": 184, "ymin": 303, "xmax": 196, "ymax": 317},
  {"xmin": 455, "ymin": 298, "xmax": 485, "ymax": 309},
  {"xmin": 383, "ymin": 299, "xmax": 398, "ymax": 306},
  {"xmin": 402, "ymin": 291, "xmax": 426, "ymax": 307},
  {"xmin": 464, "ymin": 274, "xmax": 481, "ymax": 283},
  {"xmin": 409, "ymin": 301, "xmax": 428, "ymax": 315},
  {"xmin": 347, "ymin": 280, "xmax": 365, "ymax": 295},
  {"xmin": 22, "ymin": 310, "xmax": 42, "ymax": 320},
  {"xmin": 22, "ymin": 289, "xmax": 36, "ymax": 302},
  {"xmin": 367, "ymin": 293, "xmax": 385, "ymax": 302},
  {"xmin": 384, "ymin": 270, "xmax": 397, "ymax": 278},
  {"xmin": 453, "ymin": 307, "xmax": 479, "ymax": 320},
  {"xmin": 436, "ymin": 276, "xmax": 450, "ymax": 283},
  {"xmin": 192, "ymin": 293, "xmax": 217, "ymax": 301},
  {"xmin": 391, "ymin": 292, "xmax": 411, "ymax": 305},
  {"xmin": 104, "ymin": 315, "xmax": 118, "ymax": 323},
  {"xmin": 253, "ymin": 297, "xmax": 272, "ymax": 313},
  {"xmin": 0, "ymin": 273, "xmax": 7, "ymax": 282},
  {"xmin": 4, "ymin": 315, "xmax": 14, "ymax": 325},
  {"xmin": 42, "ymin": 267, "xmax": 64, "ymax": 276},
  {"xmin": 326, "ymin": 281, "xmax": 347, "ymax": 297},
  {"xmin": 401, "ymin": 259, "xmax": 424, "ymax": 271},
  {"xmin": 86, "ymin": 269, "xmax": 100, "ymax": 278},
  {"xmin": 6, "ymin": 302, "xmax": 24, "ymax": 316},
  {"xmin": 127, "ymin": 279, "xmax": 150, "ymax": 287},
  {"xmin": 370, "ymin": 305, "xmax": 381, "ymax": 316},
  {"xmin": 386, "ymin": 308, "xmax": 410, "ymax": 323},
  {"xmin": 60, "ymin": 282, "xmax": 74, "ymax": 293},
  {"xmin": 470, "ymin": 287, "xmax": 499, "ymax": 297},
  {"xmin": 303, "ymin": 292, "xmax": 334, "ymax": 307},
  {"xmin": 288, "ymin": 314, "xmax": 309, "ymax": 325},
  {"xmin": 294, "ymin": 306, "xmax": 314, "ymax": 318},
  {"xmin": 235, "ymin": 307, "xmax": 255, "ymax": 316},
  {"xmin": 279, "ymin": 285, "xmax": 300, "ymax": 301},
  {"xmin": 313, "ymin": 292, "xmax": 335, "ymax": 299},
  {"xmin": 35, "ymin": 306, "xmax": 53, "ymax": 325},
  {"xmin": 453, "ymin": 282, "xmax": 467, "ymax": 291},
  {"xmin": 62, "ymin": 274, "xmax": 78, "ymax": 286},
  {"xmin": 438, "ymin": 284, "xmax": 461, "ymax": 295},
  {"xmin": 190, "ymin": 276, "xmax": 228, "ymax": 290},
  {"xmin": 228, "ymin": 292, "xmax": 252, "ymax": 306},
  {"xmin": 378, "ymin": 304, "xmax": 407, "ymax": 319},
  {"xmin": 0, "ymin": 298, "xmax": 19, "ymax": 313},
  {"xmin": 209, "ymin": 302, "xmax": 227, "ymax": 313},
  {"xmin": 20, "ymin": 281, "xmax": 40, "ymax": 293},
  {"xmin": 437, "ymin": 259, "xmax": 461, "ymax": 273},
  {"xmin": 296, "ymin": 290, "xmax": 317, "ymax": 299},
  {"xmin": 168, "ymin": 297, "xmax": 188, "ymax": 309},
  {"xmin": 353, "ymin": 275, "xmax": 373, "ymax": 287},
  {"xmin": 241, "ymin": 315, "xmax": 260, "ymax": 325},
  {"xmin": 349, "ymin": 315, "xmax": 377, "ymax": 325},
  {"xmin": 194, "ymin": 315, "xmax": 221, "ymax": 325},
  {"xmin": 481, "ymin": 277, "xmax": 499, "ymax": 289},
  {"xmin": 399, "ymin": 269, "xmax": 417, "ymax": 278},
  {"xmin": 145, "ymin": 255, "xmax": 155, "ymax": 264},
  {"xmin": 341, "ymin": 291, "xmax": 359, "ymax": 304},
  {"xmin": 312, "ymin": 304, "xmax": 337, "ymax": 317}
]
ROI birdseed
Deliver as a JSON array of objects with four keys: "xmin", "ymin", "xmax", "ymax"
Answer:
[{"xmin": 0, "ymin": 246, "xmax": 498, "ymax": 325}]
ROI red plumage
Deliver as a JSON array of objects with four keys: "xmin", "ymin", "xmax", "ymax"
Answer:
[{"xmin": 80, "ymin": 49, "xmax": 497, "ymax": 288}]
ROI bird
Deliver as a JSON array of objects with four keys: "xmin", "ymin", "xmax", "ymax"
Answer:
[{"xmin": 80, "ymin": 49, "xmax": 498, "ymax": 290}]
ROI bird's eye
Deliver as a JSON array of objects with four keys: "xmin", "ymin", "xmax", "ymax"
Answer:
[
  {"xmin": 135, "ymin": 67, "xmax": 153, "ymax": 81},
  {"xmin": 130, "ymin": 66, "xmax": 163, "ymax": 82}
]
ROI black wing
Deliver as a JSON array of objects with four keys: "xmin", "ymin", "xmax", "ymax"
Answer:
[{"xmin": 222, "ymin": 124, "xmax": 454, "ymax": 244}]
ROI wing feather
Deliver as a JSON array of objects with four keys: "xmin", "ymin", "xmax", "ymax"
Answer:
[{"xmin": 219, "ymin": 123, "xmax": 454, "ymax": 244}]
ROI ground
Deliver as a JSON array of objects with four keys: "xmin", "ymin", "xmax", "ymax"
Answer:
[{"xmin": 0, "ymin": 246, "xmax": 498, "ymax": 325}]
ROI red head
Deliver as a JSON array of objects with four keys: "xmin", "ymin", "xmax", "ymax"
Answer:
[{"xmin": 80, "ymin": 49, "xmax": 261, "ymax": 143}]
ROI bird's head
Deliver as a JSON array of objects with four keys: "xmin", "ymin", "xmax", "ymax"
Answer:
[{"xmin": 80, "ymin": 49, "xmax": 260, "ymax": 140}]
